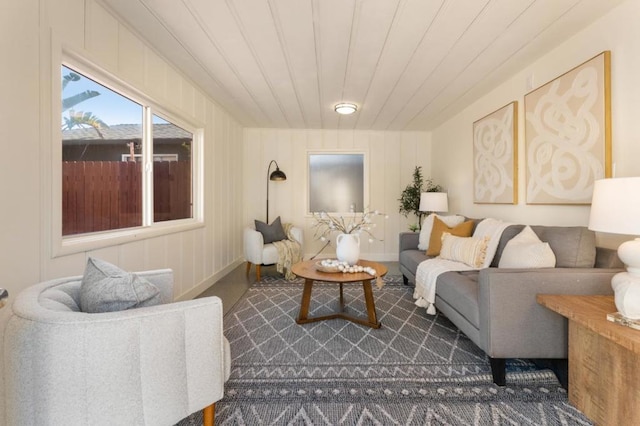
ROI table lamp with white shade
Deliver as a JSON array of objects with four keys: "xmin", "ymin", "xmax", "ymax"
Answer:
[
  {"xmin": 419, "ymin": 192, "xmax": 448, "ymax": 214},
  {"xmin": 588, "ymin": 177, "xmax": 640, "ymax": 319}
]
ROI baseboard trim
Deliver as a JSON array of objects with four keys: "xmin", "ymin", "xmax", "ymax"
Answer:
[{"xmin": 175, "ymin": 258, "xmax": 244, "ymax": 301}]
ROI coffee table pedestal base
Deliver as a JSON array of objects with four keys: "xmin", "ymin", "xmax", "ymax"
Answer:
[{"xmin": 296, "ymin": 279, "xmax": 381, "ymax": 329}]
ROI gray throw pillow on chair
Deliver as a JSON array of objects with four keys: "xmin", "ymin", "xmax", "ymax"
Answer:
[
  {"xmin": 79, "ymin": 257, "xmax": 161, "ymax": 313},
  {"xmin": 255, "ymin": 216, "xmax": 287, "ymax": 244}
]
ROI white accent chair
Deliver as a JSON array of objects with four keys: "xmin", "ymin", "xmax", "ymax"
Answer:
[
  {"xmin": 0, "ymin": 269, "xmax": 230, "ymax": 426},
  {"xmin": 244, "ymin": 225, "xmax": 303, "ymax": 281}
]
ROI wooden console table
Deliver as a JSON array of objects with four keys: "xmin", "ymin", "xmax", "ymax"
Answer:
[{"xmin": 537, "ymin": 294, "xmax": 640, "ymax": 426}]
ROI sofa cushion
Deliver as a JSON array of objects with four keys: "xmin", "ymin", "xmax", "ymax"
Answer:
[
  {"xmin": 40, "ymin": 281, "xmax": 82, "ymax": 312},
  {"xmin": 491, "ymin": 225, "xmax": 596, "ymax": 268},
  {"xmin": 418, "ymin": 214, "xmax": 465, "ymax": 250},
  {"xmin": 399, "ymin": 249, "xmax": 432, "ymax": 279},
  {"xmin": 530, "ymin": 226, "xmax": 596, "ymax": 268},
  {"xmin": 498, "ymin": 226, "xmax": 556, "ymax": 268},
  {"xmin": 440, "ymin": 234, "xmax": 488, "ymax": 268},
  {"xmin": 436, "ymin": 270, "xmax": 480, "ymax": 327},
  {"xmin": 427, "ymin": 217, "xmax": 474, "ymax": 256},
  {"xmin": 80, "ymin": 257, "xmax": 162, "ymax": 313},
  {"xmin": 491, "ymin": 224, "xmax": 596, "ymax": 268},
  {"xmin": 595, "ymin": 246, "xmax": 624, "ymax": 269},
  {"xmin": 255, "ymin": 216, "xmax": 287, "ymax": 244}
]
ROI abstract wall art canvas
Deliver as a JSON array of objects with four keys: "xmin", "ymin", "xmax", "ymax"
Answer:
[
  {"xmin": 524, "ymin": 51, "xmax": 611, "ymax": 205},
  {"xmin": 473, "ymin": 101, "xmax": 518, "ymax": 204}
]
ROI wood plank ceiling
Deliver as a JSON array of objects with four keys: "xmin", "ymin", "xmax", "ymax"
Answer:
[{"xmin": 103, "ymin": 0, "xmax": 624, "ymax": 131}]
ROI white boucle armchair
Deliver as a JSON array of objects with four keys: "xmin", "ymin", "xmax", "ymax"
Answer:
[
  {"xmin": 244, "ymin": 225, "xmax": 303, "ymax": 281},
  {"xmin": 0, "ymin": 269, "xmax": 230, "ymax": 426}
]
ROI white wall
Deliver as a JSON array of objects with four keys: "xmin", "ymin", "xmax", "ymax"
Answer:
[
  {"xmin": 243, "ymin": 129, "xmax": 432, "ymax": 260},
  {"xmin": 431, "ymin": 0, "xmax": 640, "ymax": 248},
  {"xmin": 0, "ymin": 0, "xmax": 244, "ymax": 299}
]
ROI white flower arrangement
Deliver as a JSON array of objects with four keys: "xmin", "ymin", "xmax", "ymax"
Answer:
[{"xmin": 311, "ymin": 205, "xmax": 388, "ymax": 243}]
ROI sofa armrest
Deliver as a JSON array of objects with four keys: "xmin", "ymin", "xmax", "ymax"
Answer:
[
  {"xmin": 399, "ymin": 232, "xmax": 420, "ymax": 252},
  {"xmin": 477, "ymin": 267, "xmax": 620, "ymax": 359},
  {"xmin": 137, "ymin": 268, "xmax": 173, "ymax": 303}
]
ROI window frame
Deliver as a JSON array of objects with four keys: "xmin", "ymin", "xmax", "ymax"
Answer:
[
  {"xmin": 306, "ymin": 150, "xmax": 369, "ymax": 215},
  {"xmin": 53, "ymin": 51, "xmax": 204, "ymax": 257}
]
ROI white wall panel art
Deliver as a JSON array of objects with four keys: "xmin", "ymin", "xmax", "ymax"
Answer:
[
  {"xmin": 525, "ymin": 51, "xmax": 612, "ymax": 205},
  {"xmin": 473, "ymin": 101, "xmax": 518, "ymax": 204}
]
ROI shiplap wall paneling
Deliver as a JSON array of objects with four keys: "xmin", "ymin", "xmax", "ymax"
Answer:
[
  {"xmin": 145, "ymin": 49, "xmax": 167, "ymax": 102},
  {"xmin": 204, "ymin": 103, "xmax": 216, "ymax": 279},
  {"xmin": 373, "ymin": 133, "xmax": 386, "ymax": 256},
  {"xmin": 44, "ymin": 253, "xmax": 86, "ymax": 283},
  {"xmin": 47, "ymin": 0, "xmax": 84, "ymax": 50},
  {"xmin": 165, "ymin": 66, "xmax": 182, "ymax": 110},
  {"xmin": 164, "ymin": 233, "xmax": 184, "ymax": 296},
  {"xmin": 118, "ymin": 26, "xmax": 145, "ymax": 86},
  {"xmin": 34, "ymin": 0, "xmax": 244, "ymax": 300},
  {"xmin": 274, "ymin": 129, "xmax": 295, "ymax": 223},
  {"xmin": 384, "ymin": 132, "xmax": 402, "ymax": 256},
  {"xmin": 243, "ymin": 129, "xmax": 431, "ymax": 261},
  {"xmin": 86, "ymin": 1, "xmax": 119, "ymax": 70},
  {"xmin": 243, "ymin": 128, "xmax": 261, "ymax": 227}
]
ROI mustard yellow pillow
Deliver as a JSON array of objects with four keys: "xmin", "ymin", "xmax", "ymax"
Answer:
[{"xmin": 427, "ymin": 216, "xmax": 474, "ymax": 256}]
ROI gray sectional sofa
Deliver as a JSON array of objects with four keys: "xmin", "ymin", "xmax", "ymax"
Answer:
[{"xmin": 399, "ymin": 221, "xmax": 624, "ymax": 386}]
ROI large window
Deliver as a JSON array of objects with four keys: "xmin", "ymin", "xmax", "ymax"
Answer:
[{"xmin": 61, "ymin": 64, "xmax": 197, "ymax": 238}]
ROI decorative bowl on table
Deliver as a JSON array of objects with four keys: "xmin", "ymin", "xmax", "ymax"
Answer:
[{"xmin": 315, "ymin": 259, "xmax": 345, "ymax": 273}]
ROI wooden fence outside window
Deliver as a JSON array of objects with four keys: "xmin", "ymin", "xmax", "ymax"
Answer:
[{"xmin": 62, "ymin": 161, "xmax": 191, "ymax": 236}]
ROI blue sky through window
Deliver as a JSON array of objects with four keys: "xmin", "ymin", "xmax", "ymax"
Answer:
[{"xmin": 62, "ymin": 65, "xmax": 167, "ymax": 126}]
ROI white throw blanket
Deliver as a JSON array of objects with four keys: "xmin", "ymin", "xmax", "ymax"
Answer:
[
  {"xmin": 413, "ymin": 218, "xmax": 512, "ymax": 315},
  {"xmin": 414, "ymin": 258, "xmax": 475, "ymax": 314}
]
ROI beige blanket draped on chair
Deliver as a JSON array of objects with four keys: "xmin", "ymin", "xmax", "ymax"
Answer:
[{"xmin": 272, "ymin": 223, "xmax": 302, "ymax": 280}]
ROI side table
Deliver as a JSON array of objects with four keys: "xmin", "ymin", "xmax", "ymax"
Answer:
[{"xmin": 537, "ymin": 294, "xmax": 640, "ymax": 426}]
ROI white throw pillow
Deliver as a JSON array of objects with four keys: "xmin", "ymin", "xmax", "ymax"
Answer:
[
  {"xmin": 439, "ymin": 233, "xmax": 488, "ymax": 268},
  {"xmin": 418, "ymin": 214, "xmax": 465, "ymax": 251},
  {"xmin": 498, "ymin": 226, "xmax": 556, "ymax": 268}
]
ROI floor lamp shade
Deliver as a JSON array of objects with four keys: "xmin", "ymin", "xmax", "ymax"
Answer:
[
  {"xmin": 588, "ymin": 177, "xmax": 640, "ymax": 318},
  {"xmin": 266, "ymin": 160, "xmax": 286, "ymax": 223},
  {"xmin": 419, "ymin": 192, "xmax": 448, "ymax": 213}
]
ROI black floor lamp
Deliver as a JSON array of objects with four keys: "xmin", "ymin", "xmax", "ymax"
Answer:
[{"xmin": 266, "ymin": 160, "xmax": 286, "ymax": 223}]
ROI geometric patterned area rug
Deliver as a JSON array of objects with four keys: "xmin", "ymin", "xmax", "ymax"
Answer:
[{"xmin": 177, "ymin": 275, "xmax": 592, "ymax": 425}]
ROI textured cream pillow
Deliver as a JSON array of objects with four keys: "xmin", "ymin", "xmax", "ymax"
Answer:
[
  {"xmin": 498, "ymin": 226, "xmax": 556, "ymax": 268},
  {"xmin": 439, "ymin": 233, "xmax": 488, "ymax": 268},
  {"xmin": 418, "ymin": 214, "xmax": 465, "ymax": 250}
]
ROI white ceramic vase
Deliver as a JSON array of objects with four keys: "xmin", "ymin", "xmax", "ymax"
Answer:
[{"xmin": 336, "ymin": 233, "xmax": 360, "ymax": 265}]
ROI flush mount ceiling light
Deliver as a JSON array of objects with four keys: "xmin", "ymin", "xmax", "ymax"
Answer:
[{"xmin": 334, "ymin": 103, "xmax": 357, "ymax": 115}]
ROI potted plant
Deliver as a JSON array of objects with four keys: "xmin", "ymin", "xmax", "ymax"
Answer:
[{"xmin": 398, "ymin": 166, "xmax": 442, "ymax": 231}]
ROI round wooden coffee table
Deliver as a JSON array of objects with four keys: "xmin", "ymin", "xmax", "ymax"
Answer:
[{"xmin": 291, "ymin": 259, "xmax": 388, "ymax": 329}]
